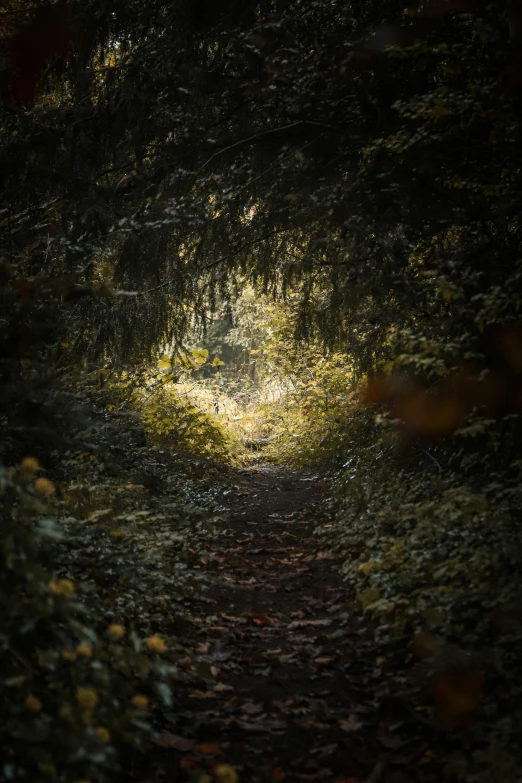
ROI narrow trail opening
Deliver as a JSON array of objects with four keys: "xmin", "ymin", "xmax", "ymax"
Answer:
[{"xmin": 154, "ymin": 466, "xmax": 432, "ymax": 783}]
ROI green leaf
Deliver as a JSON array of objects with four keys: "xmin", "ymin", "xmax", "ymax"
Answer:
[{"xmin": 357, "ymin": 587, "xmax": 381, "ymax": 609}]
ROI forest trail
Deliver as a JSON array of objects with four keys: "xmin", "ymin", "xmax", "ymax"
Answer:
[{"xmin": 154, "ymin": 466, "xmax": 437, "ymax": 783}]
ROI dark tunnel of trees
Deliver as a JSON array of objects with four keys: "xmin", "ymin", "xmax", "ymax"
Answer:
[{"xmin": 1, "ymin": 1, "xmax": 522, "ymax": 781}]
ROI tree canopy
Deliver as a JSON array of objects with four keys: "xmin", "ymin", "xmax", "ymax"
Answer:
[{"xmin": 3, "ymin": 0, "xmax": 520, "ymax": 365}]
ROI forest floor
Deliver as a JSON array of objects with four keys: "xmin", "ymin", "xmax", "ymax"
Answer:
[{"xmin": 147, "ymin": 465, "xmax": 445, "ymax": 783}]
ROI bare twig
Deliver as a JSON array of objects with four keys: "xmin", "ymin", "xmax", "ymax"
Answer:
[
  {"xmin": 424, "ymin": 449, "xmax": 442, "ymax": 473},
  {"xmin": 194, "ymin": 120, "xmax": 336, "ymax": 180},
  {"xmin": 9, "ymin": 648, "xmax": 34, "ymax": 673}
]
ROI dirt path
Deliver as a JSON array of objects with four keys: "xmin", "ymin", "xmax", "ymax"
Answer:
[{"xmin": 154, "ymin": 466, "xmax": 438, "ymax": 783}]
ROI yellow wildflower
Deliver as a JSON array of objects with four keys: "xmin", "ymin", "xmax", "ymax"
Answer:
[
  {"xmin": 145, "ymin": 635, "xmax": 166, "ymax": 654},
  {"xmin": 59, "ymin": 705, "xmax": 72, "ymax": 719},
  {"xmin": 62, "ymin": 649, "xmax": 77, "ymax": 662},
  {"xmin": 49, "ymin": 578, "xmax": 75, "ymax": 597},
  {"xmin": 25, "ymin": 695, "xmax": 42, "ymax": 712},
  {"xmin": 214, "ymin": 765, "xmax": 239, "ymax": 783},
  {"xmin": 76, "ymin": 688, "xmax": 98, "ymax": 709},
  {"xmin": 95, "ymin": 726, "xmax": 111, "ymax": 744},
  {"xmin": 21, "ymin": 457, "xmax": 39, "ymax": 472},
  {"xmin": 107, "ymin": 624, "xmax": 125, "ymax": 640},
  {"xmin": 35, "ymin": 477, "xmax": 55, "ymax": 496},
  {"xmin": 76, "ymin": 644, "xmax": 92, "ymax": 657},
  {"xmin": 131, "ymin": 694, "xmax": 149, "ymax": 710},
  {"xmin": 38, "ymin": 763, "xmax": 56, "ymax": 776}
]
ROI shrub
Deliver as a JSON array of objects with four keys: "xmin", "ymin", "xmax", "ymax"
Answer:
[{"xmin": 0, "ymin": 461, "xmax": 175, "ymax": 783}]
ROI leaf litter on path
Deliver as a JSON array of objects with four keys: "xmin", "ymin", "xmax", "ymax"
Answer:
[{"xmin": 149, "ymin": 465, "xmax": 451, "ymax": 783}]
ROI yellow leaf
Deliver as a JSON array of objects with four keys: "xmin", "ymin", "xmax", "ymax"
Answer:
[
  {"xmin": 358, "ymin": 561, "xmax": 377, "ymax": 575},
  {"xmin": 190, "ymin": 348, "xmax": 209, "ymax": 360}
]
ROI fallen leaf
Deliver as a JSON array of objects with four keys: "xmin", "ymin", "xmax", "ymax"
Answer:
[
  {"xmin": 204, "ymin": 645, "xmax": 232, "ymax": 662},
  {"xmin": 296, "ymin": 720, "xmax": 331, "ymax": 730},
  {"xmin": 339, "ymin": 714, "xmax": 364, "ymax": 732},
  {"xmin": 241, "ymin": 701, "xmax": 263, "ymax": 714},
  {"xmin": 214, "ymin": 683, "xmax": 234, "ymax": 693},
  {"xmin": 251, "ymin": 665, "xmax": 271, "ymax": 677},
  {"xmin": 288, "ymin": 618, "xmax": 332, "ymax": 629},
  {"xmin": 232, "ymin": 559, "xmax": 250, "ymax": 568},
  {"xmin": 154, "ymin": 732, "xmax": 196, "ymax": 751},
  {"xmin": 195, "ymin": 743, "xmax": 222, "ymax": 755},
  {"xmin": 310, "ymin": 743, "xmax": 338, "ymax": 758},
  {"xmin": 251, "ymin": 612, "xmax": 273, "ymax": 626},
  {"xmin": 376, "ymin": 722, "xmax": 405, "ymax": 749},
  {"xmin": 278, "ymin": 653, "xmax": 298, "ymax": 664}
]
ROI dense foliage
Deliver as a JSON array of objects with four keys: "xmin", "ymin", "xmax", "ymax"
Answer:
[
  {"xmin": 0, "ymin": 458, "xmax": 175, "ymax": 781},
  {"xmin": 2, "ymin": 0, "xmax": 522, "ymax": 780}
]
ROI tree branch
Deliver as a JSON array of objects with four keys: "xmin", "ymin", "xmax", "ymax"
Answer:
[
  {"xmin": 136, "ymin": 229, "xmax": 289, "ymax": 297},
  {"xmin": 193, "ymin": 120, "xmax": 336, "ymax": 180}
]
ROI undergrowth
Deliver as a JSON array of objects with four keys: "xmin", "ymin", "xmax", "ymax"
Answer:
[
  {"xmin": 319, "ymin": 408, "xmax": 522, "ymax": 782},
  {"xmin": 0, "ymin": 372, "xmax": 227, "ymax": 783},
  {"xmin": 1, "ymin": 459, "xmax": 177, "ymax": 783}
]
